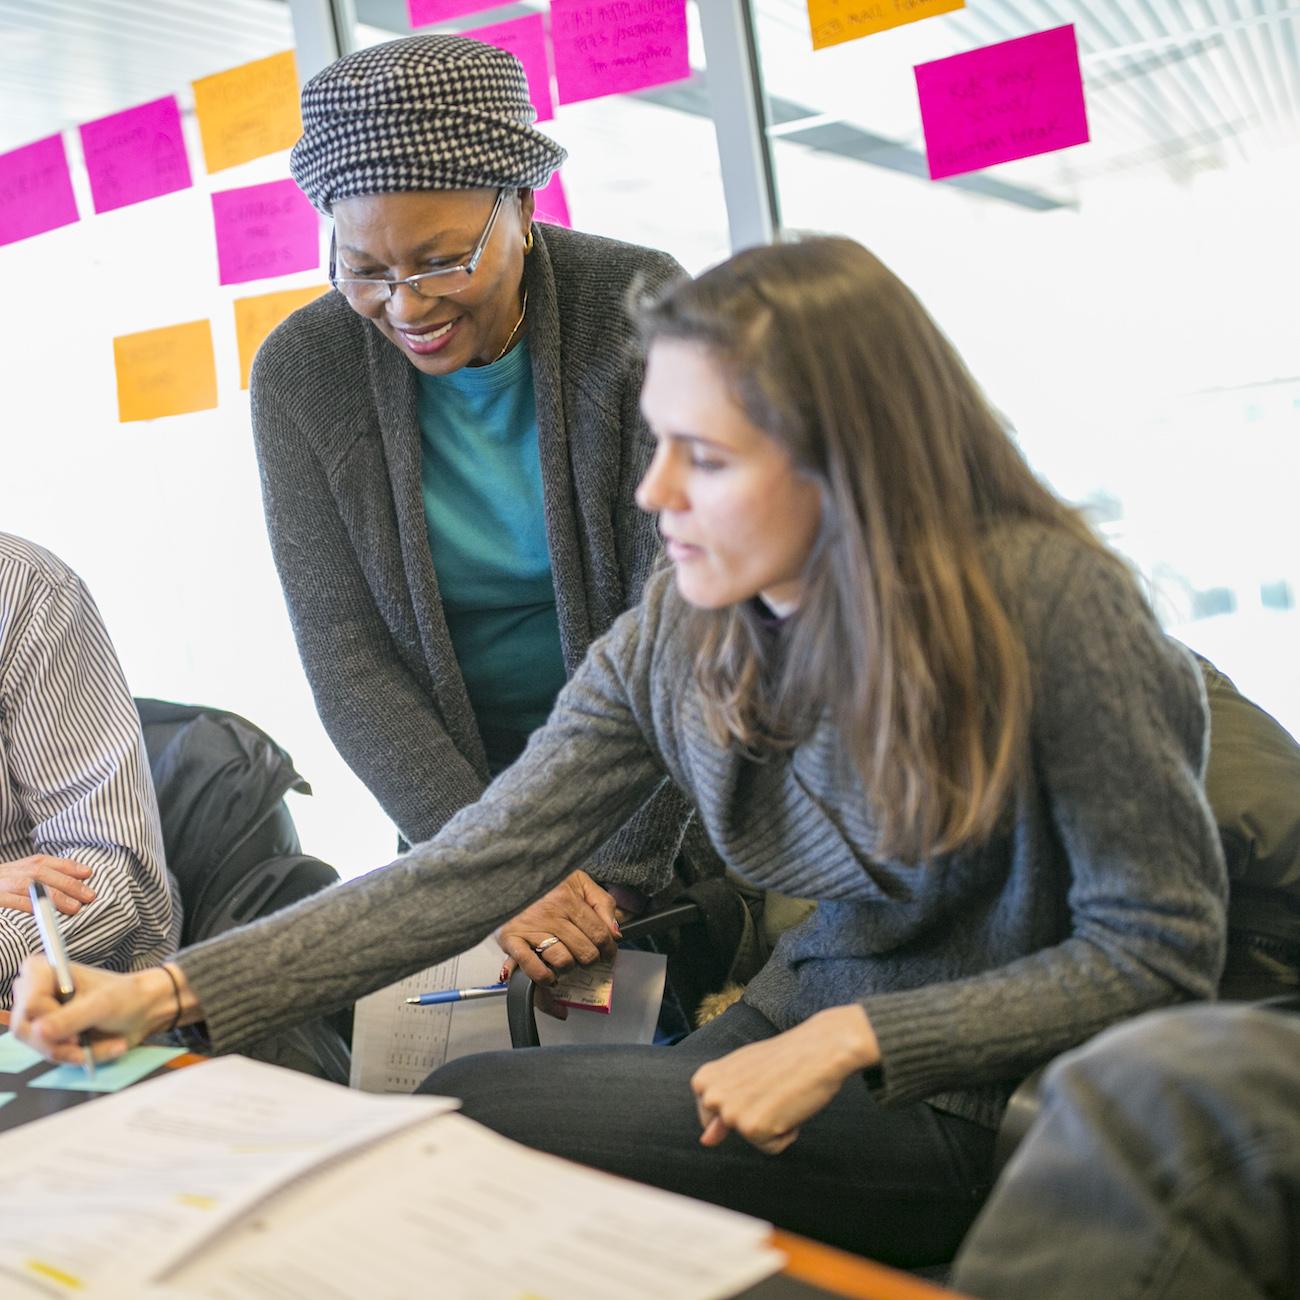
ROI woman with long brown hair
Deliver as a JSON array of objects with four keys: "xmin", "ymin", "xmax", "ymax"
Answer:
[{"xmin": 15, "ymin": 238, "xmax": 1226, "ymax": 1267}]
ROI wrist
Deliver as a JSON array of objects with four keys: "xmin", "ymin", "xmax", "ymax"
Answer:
[
  {"xmin": 137, "ymin": 963, "xmax": 202, "ymax": 1035},
  {"xmin": 813, "ymin": 1004, "xmax": 881, "ymax": 1074}
]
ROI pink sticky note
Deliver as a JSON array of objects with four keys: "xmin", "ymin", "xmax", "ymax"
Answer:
[
  {"xmin": 407, "ymin": 0, "xmax": 501, "ymax": 26},
  {"xmin": 80, "ymin": 96, "xmax": 193, "ymax": 215},
  {"xmin": 915, "ymin": 25, "xmax": 1089, "ymax": 181},
  {"xmin": 211, "ymin": 178, "xmax": 320, "ymax": 285},
  {"xmin": 0, "ymin": 134, "xmax": 79, "ymax": 247},
  {"xmin": 551, "ymin": 0, "xmax": 690, "ymax": 106},
  {"xmin": 533, "ymin": 172, "xmax": 571, "ymax": 228},
  {"xmin": 463, "ymin": 14, "xmax": 555, "ymax": 123}
]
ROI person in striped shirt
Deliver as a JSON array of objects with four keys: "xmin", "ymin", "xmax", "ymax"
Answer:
[{"xmin": 0, "ymin": 533, "xmax": 179, "ymax": 1007}]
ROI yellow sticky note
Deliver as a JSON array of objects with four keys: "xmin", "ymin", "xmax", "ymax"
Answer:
[
  {"xmin": 233, "ymin": 284, "xmax": 329, "ymax": 388},
  {"xmin": 192, "ymin": 51, "xmax": 302, "ymax": 174},
  {"xmin": 113, "ymin": 320, "xmax": 218, "ymax": 423},
  {"xmin": 807, "ymin": 0, "xmax": 964, "ymax": 50}
]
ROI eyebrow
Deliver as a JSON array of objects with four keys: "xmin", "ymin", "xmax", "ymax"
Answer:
[
  {"xmin": 338, "ymin": 231, "xmax": 472, "ymax": 260},
  {"xmin": 642, "ymin": 425, "xmax": 730, "ymax": 453}
]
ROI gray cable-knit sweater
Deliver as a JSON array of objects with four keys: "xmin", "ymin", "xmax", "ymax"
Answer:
[
  {"xmin": 250, "ymin": 222, "xmax": 693, "ymax": 878},
  {"xmin": 181, "ymin": 523, "xmax": 1227, "ymax": 1129}
]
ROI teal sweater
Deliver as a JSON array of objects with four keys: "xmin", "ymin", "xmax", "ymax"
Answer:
[{"xmin": 181, "ymin": 522, "xmax": 1227, "ymax": 1128}]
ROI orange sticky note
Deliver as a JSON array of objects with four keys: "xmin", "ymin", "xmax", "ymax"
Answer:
[
  {"xmin": 113, "ymin": 320, "xmax": 218, "ymax": 422},
  {"xmin": 233, "ymin": 284, "xmax": 329, "ymax": 389},
  {"xmin": 192, "ymin": 51, "xmax": 302, "ymax": 174},
  {"xmin": 807, "ymin": 0, "xmax": 964, "ymax": 50}
]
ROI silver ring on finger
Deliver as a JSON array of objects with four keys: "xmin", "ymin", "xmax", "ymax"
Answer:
[{"xmin": 532, "ymin": 936, "xmax": 560, "ymax": 955}]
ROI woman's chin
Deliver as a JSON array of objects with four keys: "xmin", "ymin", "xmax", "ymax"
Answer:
[{"xmin": 672, "ymin": 570, "xmax": 745, "ymax": 612}]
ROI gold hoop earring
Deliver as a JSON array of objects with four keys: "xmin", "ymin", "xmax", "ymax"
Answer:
[{"xmin": 524, "ymin": 226, "xmax": 535, "ymax": 254}]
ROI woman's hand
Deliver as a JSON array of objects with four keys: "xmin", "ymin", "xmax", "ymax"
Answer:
[
  {"xmin": 11, "ymin": 956, "xmax": 195, "ymax": 1066},
  {"xmin": 0, "ymin": 855, "xmax": 96, "ymax": 916},
  {"xmin": 495, "ymin": 870, "xmax": 622, "ymax": 985},
  {"xmin": 691, "ymin": 1005, "xmax": 880, "ymax": 1155}
]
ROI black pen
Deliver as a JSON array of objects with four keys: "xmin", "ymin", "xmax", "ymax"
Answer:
[{"xmin": 28, "ymin": 881, "xmax": 95, "ymax": 1079}]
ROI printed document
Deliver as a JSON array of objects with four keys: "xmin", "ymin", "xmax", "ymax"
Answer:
[{"xmin": 0, "ymin": 1056, "xmax": 454, "ymax": 1296}]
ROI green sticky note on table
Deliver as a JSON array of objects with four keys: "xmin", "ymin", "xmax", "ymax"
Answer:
[
  {"xmin": 29, "ymin": 1045, "xmax": 185, "ymax": 1093},
  {"xmin": 0, "ymin": 1035, "xmax": 47, "ymax": 1072}
]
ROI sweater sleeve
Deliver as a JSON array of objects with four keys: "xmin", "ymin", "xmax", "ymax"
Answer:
[
  {"xmin": 177, "ymin": 603, "xmax": 669, "ymax": 1053},
  {"xmin": 861, "ymin": 549, "xmax": 1228, "ymax": 1108},
  {"xmin": 251, "ymin": 350, "xmax": 486, "ymax": 846}
]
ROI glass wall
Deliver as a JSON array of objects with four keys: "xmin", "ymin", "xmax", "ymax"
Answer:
[
  {"xmin": 0, "ymin": 0, "xmax": 736, "ymax": 881},
  {"xmin": 352, "ymin": 1, "xmax": 733, "ymax": 273},
  {"xmin": 752, "ymin": 0, "xmax": 1300, "ymax": 737},
  {"xmin": 0, "ymin": 0, "xmax": 395, "ymax": 876},
  {"xmin": 1, "ymin": 0, "xmax": 1294, "ymax": 900}
]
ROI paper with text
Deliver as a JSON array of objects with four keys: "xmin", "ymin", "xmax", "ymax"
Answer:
[
  {"xmin": 159, "ymin": 1112, "xmax": 784, "ymax": 1300},
  {"xmin": 192, "ymin": 51, "xmax": 302, "ymax": 174},
  {"xmin": 212, "ymin": 178, "xmax": 320, "ymax": 285},
  {"xmin": 0, "ymin": 134, "xmax": 79, "ymax": 247},
  {"xmin": 113, "ymin": 319, "xmax": 218, "ymax": 422},
  {"xmin": 0, "ymin": 1056, "xmax": 455, "ymax": 1296},
  {"xmin": 807, "ymin": 0, "xmax": 963, "ymax": 50},
  {"xmin": 551, "ymin": 0, "xmax": 690, "ymax": 105},
  {"xmin": 916, "ymin": 23, "xmax": 1090, "ymax": 180},
  {"xmin": 80, "ymin": 95, "xmax": 193, "ymax": 214},
  {"xmin": 550, "ymin": 952, "xmax": 614, "ymax": 1011}
]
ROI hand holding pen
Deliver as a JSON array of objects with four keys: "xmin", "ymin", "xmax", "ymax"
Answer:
[{"xmin": 27, "ymin": 880, "xmax": 95, "ymax": 1078}]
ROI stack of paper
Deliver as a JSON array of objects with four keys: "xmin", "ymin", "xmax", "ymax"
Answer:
[
  {"xmin": 0, "ymin": 1057, "xmax": 454, "ymax": 1296},
  {"xmin": 0, "ymin": 1054, "xmax": 784, "ymax": 1300}
]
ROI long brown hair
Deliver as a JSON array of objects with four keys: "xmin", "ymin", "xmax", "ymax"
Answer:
[{"xmin": 641, "ymin": 238, "xmax": 1122, "ymax": 862}]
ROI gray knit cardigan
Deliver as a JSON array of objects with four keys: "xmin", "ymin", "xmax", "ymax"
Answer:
[
  {"xmin": 181, "ymin": 523, "xmax": 1227, "ymax": 1129},
  {"xmin": 250, "ymin": 223, "xmax": 693, "ymax": 877}
]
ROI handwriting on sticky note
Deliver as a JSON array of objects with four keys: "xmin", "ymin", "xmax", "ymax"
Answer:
[
  {"xmin": 807, "ymin": 0, "xmax": 964, "ymax": 50},
  {"xmin": 533, "ymin": 171, "xmax": 571, "ymax": 227},
  {"xmin": 408, "ymin": 0, "xmax": 501, "ymax": 26},
  {"xmin": 464, "ymin": 14, "xmax": 555, "ymax": 123},
  {"xmin": 212, "ymin": 178, "xmax": 320, "ymax": 286},
  {"xmin": 234, "ymin": 284, "xmax": 330, "ymax": 389},
  {"xmin": 916, "ymin": 24, "xmax": 1090, "ymax": 180},
  {"xmin": 0, "ymin": 134, "xmax": 79, "ymax": 248},
  {"xmin": 80, "ymin": 95, "xmax": 192, "ymax": 214},
  {"xmin": 192, "ymin": 51, "xmax": 301, "ymax": 174},
  {"xmin": 551, "ymin": 0, "xmax": 690, "ymax": 106},
  {"xmin": 551, "ymin": 955, "xmax": 615, "ymax": 1013},
  {"xmin": 29, "ymin": 1045, "xmax": 186, "ymax": 1093},
  {"xmin": 114, "ymin": 320, "xmax": 218, "ymax": 423}
]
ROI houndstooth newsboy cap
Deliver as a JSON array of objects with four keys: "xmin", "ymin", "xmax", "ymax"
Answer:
[{"xmin": 290, "ymin": 34, "xmax": 567, "ymax": 214}]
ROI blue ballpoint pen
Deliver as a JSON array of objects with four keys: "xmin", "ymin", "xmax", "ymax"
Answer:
[
  {"xmin": 405, "ymin": 982, "xmax": 509, "ymax": 1006},
  {"xmin": 28, "ymin": 881, "xmax": 95, "ymax": 1079}
]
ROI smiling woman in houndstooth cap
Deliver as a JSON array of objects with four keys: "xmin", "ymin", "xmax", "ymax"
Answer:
[{"xmin": 254, "ymin": 35, "xmax": 704, "ymax": 991}]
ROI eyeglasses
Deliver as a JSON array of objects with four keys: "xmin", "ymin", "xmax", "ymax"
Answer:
[{"xmin": 329, "ymin": 188, "xmax": 508, "ymax": 306}]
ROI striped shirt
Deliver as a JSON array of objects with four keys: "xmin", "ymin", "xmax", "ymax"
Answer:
[{"xmin": 0, "ymin": 533, "xmax": 179, "ymax": 1006}]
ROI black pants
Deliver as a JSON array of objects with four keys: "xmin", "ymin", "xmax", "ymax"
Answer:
[{"xmin": 423, "ymin": 1001, "xmax": 995, "ymax": 1266}]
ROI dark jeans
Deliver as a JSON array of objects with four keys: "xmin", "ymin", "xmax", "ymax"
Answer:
[
  {"xmin": 422, "ymin": 1001, "xmax": 995, "ymax": 1267},
  {"xmin": 952, "ymin": 1004, "xmax": 1300, "ymax": 1300}
]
